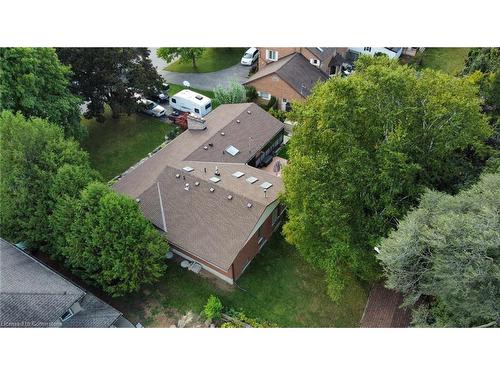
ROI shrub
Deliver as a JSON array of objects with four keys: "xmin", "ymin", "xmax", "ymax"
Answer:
[
  {"xmin": 221, "ymin": 309, "xmax": 278, "ymax": 328},
  {"xmin": 213, "ymin": 80, "xmax": 246, "ymax": 105},
  {"xmin": 245, "ymin": 86, "xmax": 258, "ymax": 101},
  {"xmin": 268, "ymin": 108, "xmax": 287, "ymax": 122},
  {"xmin": 266, "ymin": 96, "xmax": 277, "ymax": 110},
  {"xmin": 203, "ymin": 295, "xmax": 223, "ymax": 320}
]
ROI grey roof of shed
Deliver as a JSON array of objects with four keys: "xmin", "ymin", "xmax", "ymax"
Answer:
[
  {"xmin": 0, "ymin": 238, "xmax": 123, "ymax": 328},
  {"xmin": 245, "ymin": 53, "xmax": 329, "ymax": 97},
  {"xmin": 112, "ymin": 103, "xmax": 284, "ymax": 271}
]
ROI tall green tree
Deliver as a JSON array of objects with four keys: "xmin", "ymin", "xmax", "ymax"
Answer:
[
  {"xmin": 283, "ymin": 56, "xmax": 493, "ymax": 300},
  {"xmin": 0, "ymin": 48, "xmax": 84, "ymax": 139},
  {"xmin": 157, "ymin": 48, "xmax": 205, "ymax": 69},
  {"xmin": 377, "ymin": 172, "xmax": 500, "ymax": 327},
  {"xmin": 50, "ymin": 182, "xmax": 167, "ymax": 296},
  {"xmin": 56, "ymin": 48, "xmax": 163, "ymax": 121},
  {"xmin": 0, "ymin": 111, "xmax": 96, "ymax": 247}
]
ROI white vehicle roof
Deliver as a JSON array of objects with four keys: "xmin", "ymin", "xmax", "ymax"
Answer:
[
  {"xmin": 245, "ymin": 47, "xmax": 258, "ymax": 55},
  {"xmin": 172, "ymin": 89, "xmax": 211, "ymax": 105}
]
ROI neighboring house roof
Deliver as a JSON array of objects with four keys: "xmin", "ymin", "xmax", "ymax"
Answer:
[
  {"xmin": 245, "ymin": 53, "xmax": 329, "ymax": 97},
  {"xmin": 360, "ymin": 283, "xmax": 411, "ymax": 328},
  {"xmin": 113, "ymin": 103, "xmax": 284, "ymax": 271},
  {"xmin": 0, "ymin": 238, "xmax": 126, "ymax": 328},
  {"xmin": 305, "ymin": 47, "xmax": 336, "ymax": 65}
]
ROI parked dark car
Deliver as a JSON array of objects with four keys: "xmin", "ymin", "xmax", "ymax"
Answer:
[{"xmin": 152, "ymin": 83, "xmax": 170, "ymax": 103}]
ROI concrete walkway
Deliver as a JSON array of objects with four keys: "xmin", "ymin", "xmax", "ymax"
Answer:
[{"xmin": 149, "ymin": 47, "xmax": 251, "ymax": 91}]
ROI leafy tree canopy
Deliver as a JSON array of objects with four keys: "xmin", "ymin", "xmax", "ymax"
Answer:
[
  {"xmin": 378, "ymin": 172, "xmax": 500, "ymax": 327},
  {"xmin": 157, "ymin": 48, "xmax": 205, "ymax": 68},
  {"xmin": 462, "ymin": 48, "xmax": 500, "ymax": 75},
  {"xmin": 50, "ymin": 181, "xmax": 167, "ymax": 296},
  {"xmin": 56, "ymin": 48, "xmax": 163, "ymax": 121},
  {"xmin": 0, "ymin": 48, "xmax": 85, "ymax": 139},
  {"xmin": 0, "ymin": 111, "xmax": 96, "ymax": 247},
  {"xmin": 283, "ymin": 55, "xmax": 493, "ymax": 300}
]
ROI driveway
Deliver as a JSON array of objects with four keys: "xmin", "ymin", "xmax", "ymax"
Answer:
[{"xmin": 149, "ymin": 47, "xmax": 251, "ymax": 91}]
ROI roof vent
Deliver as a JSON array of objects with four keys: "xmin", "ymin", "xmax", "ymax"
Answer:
[
  {"xmin": 175, "ymin": 174, "xmax": 180, "ymax": 178},
  {"xmin": 247, "ymin": 203, "xmax": 252, "ymax": 208},
  {"xmin": 260, "ymin": 181, "xmax": 273, "ymax": 189},
  {"xmin": 209, "ymin": 176, "xmax": 221, "ymax": 183},
  {"xmin": 246, "ymin": 176, "xmax": 258, "ymax": 184},
  {"xmin": 135, "ymin": 198, "xmax": 140, "ymax": 203},
  {"xmin": 236, "ymin": 119, "xmax": 241, "ymax": 124},
  {"xmin": 209, "ymin": 143, "xmax": 214, "ymax": 147},
  {"xmin": 316, "ymin": 47, "xmax": 324, "ymax": 52},
  {"xmin": 225, "ymin": 145, "xmax": 240, "ymax": 156},
  {"xmin": 195, "ymin": 181, "xmax": 200, "ymax": 186},
  {"xmin": 184, "ymin": 183, "xmax": 190, "ymax": 191},
  {"xmin": 247, "ymin": 110, "xmax": 251, "ymax": 114},
  {"xmin": 221, "ymin": 132, "xmax": 225, "ymax": 136},
  {"xmin": 232, "ymin": 171, "xmax": 245, "ymax": 178},
  {"xmin": 195, "ymin": 95, "xmax": 203, "ymax": 100},
  {"xmin": 204, "ymin": 146, "xmax": 208, "ymax": 150},
  {"xmin": 227, "ymin": 195, "xmax": 233, "ymax": 200},
  {"xmin": 183, "ymin": 166, "xmax": 194, "ymax": 172},
  {"xmin": 210, "ymin": 187, "xmax": 215, "ymax": 193}
]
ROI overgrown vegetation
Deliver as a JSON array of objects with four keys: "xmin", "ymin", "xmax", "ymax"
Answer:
[
  {"xmin": 0, "ymin": 111, "xmax": 167, "ymax": 296},
  {"xmin": 212, "ymin": 80, "xmax": 247, "ymax": 107},
  {"xmin": 283, "ymin": 55, "xmax": 493, "ymax": 301},
  {"xmin": 378, "ymin": 172, "xmax": 500, "ymax": 327}
]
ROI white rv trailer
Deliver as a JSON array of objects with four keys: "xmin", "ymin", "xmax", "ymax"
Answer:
[{"xmin": 169, "ymin": 89, "xmax": 212, "ymax": 117}]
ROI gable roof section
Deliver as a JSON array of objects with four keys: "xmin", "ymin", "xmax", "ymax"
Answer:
[
  {"xmin": 305, "ymin": 47, "xmax": 336, "ymax": 64},
  {"xmin": 0, "ymin": 238, "xmax": 123, "ymax": 328},
  {"xmin": 245, "ymin": 53, "xmax": 329, "ymax": 97},
  {"xmin": 112, "ymin": 103, "xmax": 285, "ymax": 271}
]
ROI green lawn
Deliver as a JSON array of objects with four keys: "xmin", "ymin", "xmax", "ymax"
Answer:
[
  {"xmin": 82, "ymin": 110, "xmax": 176, "ymax": 181},
  {"xmin": 112, "ymin": 233, "xmax": 369, "ymax": 327},
  {"xmin": 419, "ymin": 48, "xmax": 470, "ymax": 75},
  {"xmin": 166, "ymin": 48, "xmax": 246, "ymax": 73}
]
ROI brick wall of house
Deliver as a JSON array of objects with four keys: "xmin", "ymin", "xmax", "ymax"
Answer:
[
  {"xmin": 245, "ymin": 73, "xmax": 304, "ymax": 107},
  {"xmin": 232, "ymin": 212, "xmax": 276, "ymax": 280}
]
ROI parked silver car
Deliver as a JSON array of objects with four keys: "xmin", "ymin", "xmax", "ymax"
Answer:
[{"xmin": 137, "ymin": 98, "xmax": 166, "ymax": 117}]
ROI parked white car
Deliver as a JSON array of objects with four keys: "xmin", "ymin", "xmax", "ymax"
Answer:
[
  {"xmin": 138, "ymin": 98, "xmax": 166, "ymax": 117},
  {"xmin": 241, "ymin": 47, "xmax": 259, "ymax": 66}
]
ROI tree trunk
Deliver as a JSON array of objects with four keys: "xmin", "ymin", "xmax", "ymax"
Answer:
[{"xmin": 191, "ymin": 54, "xmax": 197, "ymax": 69}]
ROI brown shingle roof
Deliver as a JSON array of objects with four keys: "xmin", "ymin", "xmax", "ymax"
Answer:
[
  {"xmin": 245, "ymin": 53, "xmax": 329, "ymax": 97},
  {"xmin": 112, "ymin": 103, "xmax": 285, "ymax": 271}
]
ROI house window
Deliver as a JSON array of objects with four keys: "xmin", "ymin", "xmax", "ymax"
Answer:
[
  {"xmin": 194, "ymin": 108, "xmax": 200, "ymax": 113},
  {"xmin": 364, "ymin": 47, "xmax": 372, "ymax": 52},
  {"xmin": 272, "ymin": 206, "xmax": 279, "ymax": 226},
  {"xmin": 257, "ymin": 91, "xmax": 271, "ymax": 101},
  {"xmin": 258, "ymin": 226, "xmax": 265, "ymax": 246},
  {"xmin": 266, "ymin": 50, "xmax": 278, "ymax": 61},
  {"xmin": 60, "ymin": 308, "xmax": 74, "ymax": 322}
]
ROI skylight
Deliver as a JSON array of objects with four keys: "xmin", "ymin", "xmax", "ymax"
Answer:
[
  {"xmin": 232, "ymin": 171, "xmax": 245, "ymax": 178},
  {"xmin": 225, "ymin": 145, "xmax": 240, "ymax": 156},
  {"xmin": 183, "ymin": 166, "xmax": 194, "ymax": 172},
  {"xmin": 209, "ymin": 177, "xmax": 221, "ymax": 183},
  {"xmin": 260, "ymin": 182, "xmax": 273, "ymax": 189},
  {"xmin": 246, "ymin": 176, "xmax": 258, "ymax": 184}
]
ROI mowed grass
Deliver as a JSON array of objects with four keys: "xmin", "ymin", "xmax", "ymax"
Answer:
[
  {"xmin": 82, "ymin": 110, "xmax": 176, "ymax": 181},
  {"xmin": 168, "ymin": 83, "xmax": 214, "ymax": 99},
  {"xmin": 112, "ymin": 233, "xmax": 369, "ymax": 327},
  {"xmin": 419, "ymin": 48, "xmax": 470, "ymax": 75},
  {"xmin": 166, "ymin": 48, "xmax": 246, "ymax": 73}
]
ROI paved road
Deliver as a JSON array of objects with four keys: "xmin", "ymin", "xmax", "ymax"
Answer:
[{"xmin": 149, "ymin": 47, "xmax": 251, "ymax": 91}]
